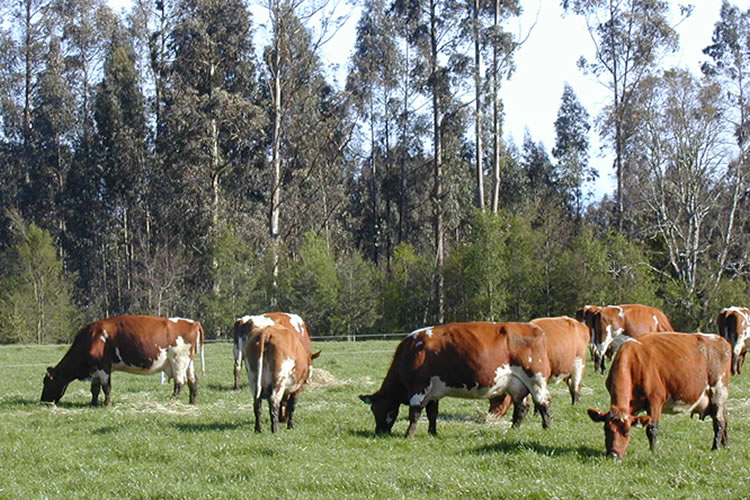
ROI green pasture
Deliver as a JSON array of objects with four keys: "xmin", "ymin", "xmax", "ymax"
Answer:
[{"xmin": 1, "ymin": 340, "xmax": 750, "ymax": 499}]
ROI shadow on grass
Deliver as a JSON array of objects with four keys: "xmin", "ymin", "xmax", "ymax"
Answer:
[
  {"xmin": 470, "ymin": 440, "xmax": 604, "ymax": 460},
  {"xmin": 206, "ymin": 383, "xmax": 241, "ymax": 393},
  {"xmin": 172, "ymin": 422, "xmax": 246, "ymax": 433},
  {"xmin": 0, "ymin": 396, "xmax": 44, "ymax": 408},
  {"xmin": 348, "ymin": 429, "xmax": 405, "ymax": 439}
]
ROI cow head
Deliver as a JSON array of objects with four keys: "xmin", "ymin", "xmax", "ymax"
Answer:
[
  {"xmin": 359, "ymin": 393, "xmax": 399, "ymax": 434},
  {"xmin": 41, "ymin": 367, "xmax": 68, "ymax": 404},
  {"xmin": 587, "ymin": 407, "xmax": 650, "ymax": 460}
]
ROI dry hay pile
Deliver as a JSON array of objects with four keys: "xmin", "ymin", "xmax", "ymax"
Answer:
[{"xmin": 306, "ymin": 367, "xmax": 339, "ymax": 389}]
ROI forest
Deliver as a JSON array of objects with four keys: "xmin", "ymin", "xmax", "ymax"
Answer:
[{"xmin": 1, "ymin": 0, "xmax": 749, "ymax": 343}]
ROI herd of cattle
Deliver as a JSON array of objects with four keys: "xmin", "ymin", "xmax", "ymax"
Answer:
[{"xmin": 39, "ymin": 305, "xmax": 750, "ymax": 460}]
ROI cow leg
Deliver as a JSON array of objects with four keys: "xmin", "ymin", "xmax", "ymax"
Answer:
[
  {"xmin": 285, "ymin": 393, "xmax": 297, "ymax": 429},
  {"xmin": 569, "ymin": 357, "xmax": 585, "ymax": 405},
  {"xmin": 646, "ymin": 421, "xmax": 659, "ymax": 451},
  {"xmin": 269, "ymin": 398, "xmax": 281, "ymax": 433},
  {"xmin": 406, "ymin": 405, "xmax": 422, "ymax": 437},
  {"xmin": 171, "ymin": 380, "xmax": 183, "ymax": 400},
  {"xmin": 511, "ymin": 396, "xmax": 529, "ymax": 428},
  {"xmin": 426, "ymin": 400, "xmax": 439, "ymax": 436},
  {"xmin": 102, "ymin": 376, "xmax": 112, "ymax": 406},
  {"xmin": 233, "ymin": 348, "xmax": 243, "ymax": 391},
  {"xmin": 488, "ymin": 394, "xmax": 512, "ymax": 418},
  {"xmin": 253, "ymin": 397, "xmax": 263, "ymax": 433},
  {"xmin": 187, "ymin": 360, "xmax": 198, "ymax": 405},
  {"xmin": 91, "ymin": 379, "xmax": 101, "ymax": 407}
]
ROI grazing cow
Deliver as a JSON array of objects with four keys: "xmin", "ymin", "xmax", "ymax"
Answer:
[
  {"xmin": 587, "ymin": 332, "xmax": 730, "ymax": 460},
  {"xmin": 41, "ymin": 315, "xmax": 205, "ymax": 406},
  {"xmin": 359, "ymin": 322, "xmax": 552, "ymax": 437},
  {"xmin": 575, "ymin": 304, "xmax": 600, "ymax": 356},
  {"xmin": 232, "ymin": 312, "xmax": 313, "ymax": 390},
  {"xmin": 590, "ymin": 304, "xmax": 673, "ymax": 373},
  {"xmin": 244, "ymin": 324, "xmax": 317, "ymax": 433},
  {"xmin": 716, "ymin": 306, "xmax": 750, "ymax": 375},
  {"xmin": 489, "ymin": 316, "xmax": 589, "ymax": 418}
]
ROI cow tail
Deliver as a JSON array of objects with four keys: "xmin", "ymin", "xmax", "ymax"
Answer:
[
  {"xmin": 256, "ymin": 331, "xmax": 267, "ymax": 400},
  {"xmin": 198, "ymin": 322, "xmax": 206, "ymax": 374}
]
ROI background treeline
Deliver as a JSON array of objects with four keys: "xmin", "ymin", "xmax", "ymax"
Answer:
[{"xmin": 1, "ymin": 0, "xmax": 749, "ymax": 343}]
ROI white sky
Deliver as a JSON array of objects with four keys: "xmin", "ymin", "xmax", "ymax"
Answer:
[{"xmin": 107, "ymin": 0, "xmax": 750, "ymax": 200}]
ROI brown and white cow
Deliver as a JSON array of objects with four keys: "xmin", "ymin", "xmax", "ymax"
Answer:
[
  {"xmin": 587, "ymin": 332, "xmax": 730, "ymax": 460},
  {"xmin": 716, "ymin": 306, "xmax": 750, "ymax": 375},
  {"xmin": 590, "ymin": 304, "xmax": 673, "ymax": 373},
  {"xmin": 232, "ymin": 312, "xmax": 314, "ymax": 390},
  {"xmin": 244, "ymin": 324, "xmax": 318, "ymax": 433},
  {"xmin": 41, "ymin": 315, "xmax": 205, "ymax": 406},
  {"xmin": 489, "ymin": 316, "xmax": 589, "ymax": 418},
  {"xmin": 359, "ymin": 322, "xmax": 552, "ymax": 437}
]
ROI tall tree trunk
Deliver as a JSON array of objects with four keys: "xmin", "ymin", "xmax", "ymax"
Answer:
[
  {"xmin": 270, "ymin": 0, "xmax": 283, "ymax": 307},
  {"xmin": 473, "ymin": 0, "xmax": 485, "ymax": 211},
  {"xmin": 430, "ymin": 0, "xmax": 444, "ymax": 323},
  {"xmin": 491, "ymin": 0, "xmax": 501, "ymax": 213}
]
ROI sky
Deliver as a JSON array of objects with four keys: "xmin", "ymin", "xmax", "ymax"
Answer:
[{"xmin": 107, "ymin": 1, "xmax": 750, "ymax": 200}]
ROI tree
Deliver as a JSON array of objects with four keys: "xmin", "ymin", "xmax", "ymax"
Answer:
[
  {"xmin": 702, "ymin": 1, "xmax": 750, "ymax": 285},
  {"xmin": 0, "ymin": 211, "xmax": 79, "ymax": 344},
  {"xmin": 562, "ymin": 0, "xmax": 687, "ymax": 229},
  {"xmin": 552, "ymin": 83, "xmax": 593, "ymax": 223}
]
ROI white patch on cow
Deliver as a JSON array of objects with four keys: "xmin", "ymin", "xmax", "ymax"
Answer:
[
  {"xmin": 415, "ymin": 341, "xmax": 424, "ymax": 348},
  {"xmin": 100, "ymin": 329, "xmax": 108, "ymax": 343},
  {"xmin": 167, "ymin": 336, "xmax": 193, "ymax": 385},
  {"xmin": 91, "ymin": 369, "xmax": 109, "ymax": 385},
  {"xmin": 251, "ymin": 314, "xmax": 276, "ymax": 329},
  {"xmin": 664, "ymin": 387, "xmax": 710, "ymax": 415},
  {"xmin": 615, "ymin": 306, "xmax": 625, "ymax": 319},
  {"xmin": 284, "ymin": 313, "xmax": 306, "ymax": 335},
  {"xmin": 711, "ymin": 375, "xmax": 729, "ymax": 421},
  {"xmin": 653, "ymin": 315, "xmax": 659, "ymax": 328},
  {"xmin": 406, "ymin": 364, "xmax": 550, "ymax": 408},
  {"xmin": 169, "ymin": 317, "xmax": 194, "ymax": 323},
  {"xmin": 238, "ymin": 315, "xmax": 252, "ymax": 324},
  {"xmin": 528, "ymin": 357, "xmax": 532, "ymax": 363},
  {"xmin": 407, "ymin": 327, "xmax": 433, "ymax": 339},
  {"xmin": 593, "ymin": 324, "xmax": 625, "ymax": 360},
  {"xmin": 570, "ymin": 356, "xmax": 585, "ymax": 393}
]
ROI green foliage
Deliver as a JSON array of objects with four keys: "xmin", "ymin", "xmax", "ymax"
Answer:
[
  {"xmin": 445, "ymin": 211, "xmax": 508, "ymax": 322},
  {"xmin": 334, "ymin": 250, "xmax": 382, "ymax": 336},
  {"xmin": 0, "ymin": 212, "xmax": 79, "ymax": 344},
  {"xmin": 380, "ymin": 243, "xmax": 433, "ymax": 332},
  {"xmin": 199, "ymin": 227, "xmax": 265, "ymax": 338},
  {"xmin": 284, "ymin": 232, "xmax": 341, "ymax": 335}
]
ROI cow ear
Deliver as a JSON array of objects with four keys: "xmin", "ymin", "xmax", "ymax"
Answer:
[
  {"xmin": 587, "ymin": 408, "xmax": 608, "ymax": 422},
  {"xmin": 311, "ymin": 350, "xmax": 322, "ymax": 360},
  {"xmin": 359, "ymin": 394, "xmax": 375, "ymax": 405}
]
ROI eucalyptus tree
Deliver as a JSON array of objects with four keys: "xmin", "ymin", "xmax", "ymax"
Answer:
[
  {"xmin": 24, "ymin": 35, "xmax": 75, "ymax": 239},
  {"xmin": 392, "ymin": 0, "xmax": 468, "ymax": 322},
  {"xmin": 702, "ymin": 1, "xmax": 750, "ymax": 285},
  {"xmin": 159, "ymin": 0, "xmax": 262, "ymax": 254},
  {"xmin": 261, "ymin": 0, "xmax": 349, "ymax": 304},
  {"xmin": 562, "ymin": 0, "xmax": 687, "ymax": 230},
  {"xmin": 628, "ymin": 69, "xmax": 727, "ymax": 322},
  {"xmin": 346, "ymin": 0, "xmax": 401, "ymax": 266},
  {"xmin": 90, "ymin": 20, "xmax": 150, "ymax": 311},
  {"xmin": 552, "ymin": 83, "xmax": 592, "ymax": 224}
]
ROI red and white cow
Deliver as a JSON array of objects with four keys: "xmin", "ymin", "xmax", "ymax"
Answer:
[
  {"xmin": 360, "ymin": 322, "xmax": 552, "ymax": 436},
  {"xmin": 244, "ymin": 324, "xmax": 318, "ymax": 433},
  {"xmin": 232, "ymin": 312, "xmax": 313, "ymax": 390},
  {"xmin": 590, "ymin": 304, "xmax": 673, "ymax": 373},
  {"xmin": 588, "ymin": 332, "xmax": 730, "ymax": 460},
  {"xmin": 716, "ymin": 306, "xmax": 750, "ymax": 375},
  {"xmin": 489, "ymin": 316, "xmax": 589, "ymax": 418},
  {"xmin": 41, "ymin": 315, "xmax": 205, "ymax": 406},
  {"xmin": 575, "ymin": 304, "xmax": 600, "ymax": 356}
]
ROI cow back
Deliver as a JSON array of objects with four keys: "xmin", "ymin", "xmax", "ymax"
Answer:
[
  {"xmin": 245, "ymin": 325, "xmax": 310, "ymax": 398},
  {"xmin": 531, "ymin": 316, "xmax": 588, "ymax": 377},
  {"xmin": 608, "ymin": 333, "xmax": 731, "ymax": 413}
]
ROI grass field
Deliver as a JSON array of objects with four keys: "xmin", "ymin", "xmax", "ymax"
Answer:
[{"xmin": 2, "ymin": 339, "xmax": 750, "ymax": 499}]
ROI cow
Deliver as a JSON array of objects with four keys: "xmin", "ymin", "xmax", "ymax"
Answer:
[
  {"xmin": 575, "ymin": 304, "xmax": 600, "ymax": 357},
  {"xmin": 359, "ymin": 322, "xmax": 552, "ymax": 437},
  {"xmin": 716, "ymin": 306, "xmax": 750, "ymax": 375},
  {"xmin": 41, "ymin": 315, "xmax": 205, "ymax": 406},
  {"xmin": 489, "ymin": 316, "xmax": 589, "ymax": 418},
  {"xmin": 244, "ymin": 324, "xmax": 318, "ymax": 433},
  {"xmin": 232, "ymin": 312, "xmax": 314, "ymax": 390},
  {"xmin": 590, "ymin": 304, "xmax": 673, "ymax": 373},
  {"xmin": 587, "ymin": 332, "xmax": 730, "ymax": 460}
]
